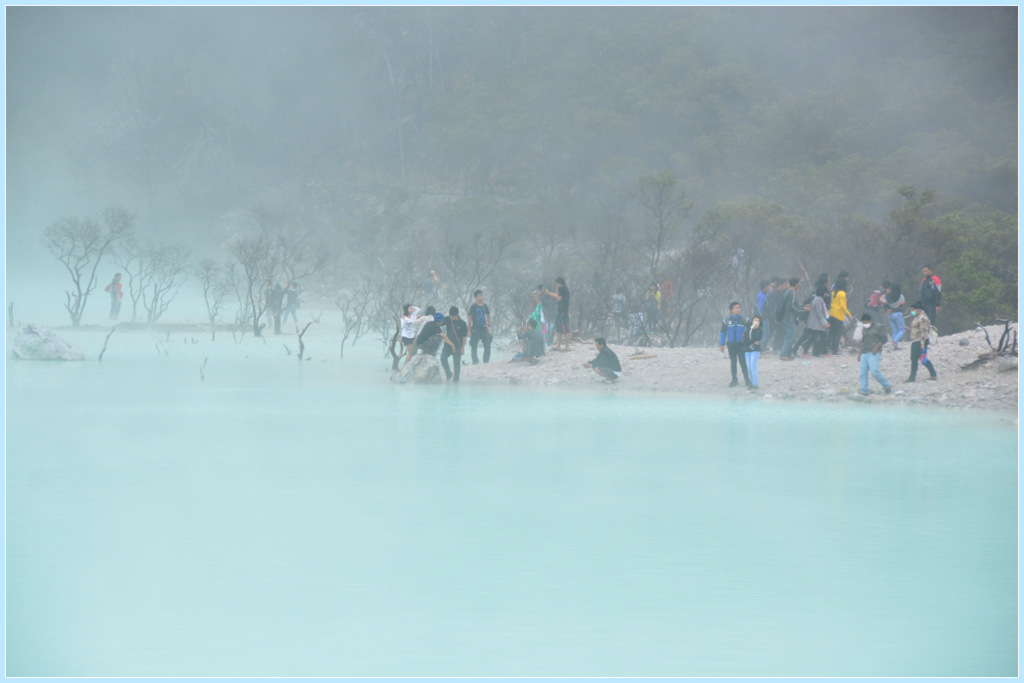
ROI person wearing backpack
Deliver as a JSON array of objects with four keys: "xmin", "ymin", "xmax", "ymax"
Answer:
[
  {"xmin": 104, "ymin": 273, "xmax": 123, "ymax": 321},
  {"xmin": 906, "ymin": 302, "xmax": 938, "ymax": 382},
  {"xmin": 467, "ymin": 289, "xmax": 492, "ymax": 364}
]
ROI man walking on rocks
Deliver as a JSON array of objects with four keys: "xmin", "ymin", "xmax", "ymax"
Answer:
[{"xmin": 857, "ymin": 312, "xmax": 892, "ymax": 396}]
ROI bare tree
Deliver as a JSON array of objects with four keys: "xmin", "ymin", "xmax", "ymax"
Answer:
[
  {"xmin": 142, "ymin": 244, "xmax": 191, "ymax": 323},
  {"xmin": 194, "ymin": 258, "xmax": 234, "ymax": 340},
  {"xmin": 435, "ymin": 198, "xmax": 514, "ymax": 314},
  {"xmin": 636, "ymin": 171, "xmax": 692, "ymax": 279},
  {"xmin": 230, "ymin": 235, "xmax": 272, "ymax": 337},
  {"xmin": 111, "ymin": 234, "xmax": 151, "ymax": 322},
  {"xmin": 42, "ymin": 206, "xmax": 134, "ymax": 326},
  {"xmin": 335, "ymin": 284, "xmax": 371, "ymax": 359}
]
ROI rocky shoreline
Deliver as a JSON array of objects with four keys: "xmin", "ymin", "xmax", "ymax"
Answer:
[{"xmin": 456, "ymin": 324, "xmax": 1019, "ymax": 414}]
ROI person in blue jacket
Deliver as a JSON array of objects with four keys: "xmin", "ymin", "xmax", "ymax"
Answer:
[{"xmin": 719, "ymin": 301, "xmax": 751, "ymax": 388}]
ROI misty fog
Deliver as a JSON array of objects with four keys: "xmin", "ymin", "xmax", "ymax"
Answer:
[
  {"xmin": 5, "ymin": 8, "xmax": 1020, "ymax": 677},
  {"xmin": 6, "ymin": 6, "xmax": 1018, "ymax": 340}
]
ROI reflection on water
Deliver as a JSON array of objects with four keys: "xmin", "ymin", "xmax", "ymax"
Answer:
[{"xmin": 6, "ymin": 354, "xmax": 1018, "ymax": 676}]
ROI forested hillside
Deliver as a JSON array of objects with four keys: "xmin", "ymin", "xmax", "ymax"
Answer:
[{"xmin": 8, "ymin": 6, "xmax": 1017, "ymax": 339}]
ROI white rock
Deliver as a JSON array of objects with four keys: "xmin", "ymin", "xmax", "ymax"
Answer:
[
  {"xmin": 392, "ymin": 353, "xmax": 443, "ymax": 384},
  {"xmin": 12, "ymin": 324, "xmax": 84, "ymax": 361}
]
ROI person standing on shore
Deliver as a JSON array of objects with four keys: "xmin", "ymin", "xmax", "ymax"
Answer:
[
  {"xmin": 104, "ymin": 273, "xmax": 123, "ymax": 321},
  {"xmin": 744, "ymin": 314, "xmax": 763, "ymax": 391},
  {"xmin": 827, "ymin": 275, "xmax": 852, "ymax": 355},
  {"xmin": 467, "ymin": 289, "xmax": 492, "ymax": 364},
  {"xmin": 802, "ymin": 284, "xmax": 830, "ymax": 357},
  {"xmin": 756, "ymin": 280, "xmax": 773, "ymax": 350},
  {"xmin": 440, "ymin": 306, "xmax": 468, "ymax": 383},
  {"xmin": 583, "ymin": 337, "xmax": 621, "ymax": 382},
  {"xmin": 544, "ymin": 277, "xmax": 571, "ymax": 352},
  {"xmin": 644, "ymin": 283, "xmax": 661, "ymax": 335},
  {"xmin": 857, "ymin": 312, "xmax": 892, "ymax": 396},
  {"xmin": 919, "ymin": 265, "xmax": 942, "ymax": 328},
  {"xmin": 268, "ymin": 283, "xmax": 285, "ymax": 334},
  {"xmin": 282, "ymin": 282, "xmax": 301, "ymax": 328},
  {"xmin": 399, "ymin": 304, "xmax": 431, "ymax": 369},
  {"xmin": 611, "ymin": 290, "xmax": 628, "ymax": 339},
  {"xmin": 766, "ymin": 276, "xmax": 783, "ymax": 354},
  {"xmin": 719, "ymin": 301, "xmax": 752, "ymax": 388},
  {"xmin": 779, "ymin": 278, "xmax": 802, "ymax": 360},
  {"xmin": 906, "ymin": 301, "xmax": 938, "ymax": 382}
]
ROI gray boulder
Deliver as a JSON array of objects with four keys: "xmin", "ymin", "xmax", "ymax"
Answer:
[
  {"xmin": 12, "ymin": 324, "xmax": 85, "ymax": 361},
  {"xmin": 392, "ymin": 353, "xmax": 443, "ymax": 384},
  {"xmin": 997, "ymin": 357, "xmax": 1018, "ymax": 373}
]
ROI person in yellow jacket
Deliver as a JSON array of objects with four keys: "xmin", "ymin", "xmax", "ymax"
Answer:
[{"xmin": 827, "ymin": 275, "xmax": 852, "ymax": 354}]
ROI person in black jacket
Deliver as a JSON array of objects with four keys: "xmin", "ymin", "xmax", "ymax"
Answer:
[
  {"xmin": 440, "ymin": 306, "xmax": 468, "ymax": 383},
  {"xmin": 919, "ymin": 265, "xmax": 942, "ymax": 327},
  {"xmin": 583, "ymin": 337, "xmax": 621, "ymax": 381}
]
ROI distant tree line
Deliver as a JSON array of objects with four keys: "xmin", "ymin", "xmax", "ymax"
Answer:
[
  {"xmin": 41, "ymin": 174, "xmax": 1016, "ymax": 348},
  {"xmin": 28, "ymin": 7, "xmax": 1017, "ymax": 340}
]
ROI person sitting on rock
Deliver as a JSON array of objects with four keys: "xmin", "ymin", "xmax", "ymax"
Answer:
[
  {"xmin": 415, "ymin": 312, "xmax": 446, "ymax": 356},
  {"xmin": 512, "ymin": 317, "xmax": 545, "ymax": 363},
  {"xmin": 583, "ymin": 337, "xmax": 621, "ymax": 382}
]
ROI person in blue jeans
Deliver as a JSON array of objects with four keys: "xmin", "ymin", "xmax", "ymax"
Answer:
[
  {"xmin": 744, "ymin": 315, "xmax": 763, "ymax": 391},
  {"xmin": 857, "ymin": 312, "xmax": 892, "ymax": 396},
  {"xmin": 882, "ymin": 281, "xmax": 906, "ymax": 349}
]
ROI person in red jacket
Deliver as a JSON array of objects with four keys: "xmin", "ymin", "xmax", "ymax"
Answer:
[{"xmin": 104, "ymin": 273, "xmax": 123, "ymax": 321}]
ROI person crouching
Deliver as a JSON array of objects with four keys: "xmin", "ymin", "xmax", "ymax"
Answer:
[{"xmin": 583, "ymin": 337, "xmax": 621, "ymax": 382}]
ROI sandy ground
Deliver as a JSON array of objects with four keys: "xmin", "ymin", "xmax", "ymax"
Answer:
[{"xmin": 456, "ymin": 324, "xmax": 1019, "ymax": 414}]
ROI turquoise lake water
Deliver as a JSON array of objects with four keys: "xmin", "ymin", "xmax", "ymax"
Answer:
[{"xmin": 5, "ymin": 349, "xmax": 1018, "ymax": 677}]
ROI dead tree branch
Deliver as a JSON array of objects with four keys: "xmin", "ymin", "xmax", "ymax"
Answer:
[{"xmin": 98, "ymin": 326, "xmax": 116, "ymax": 363}]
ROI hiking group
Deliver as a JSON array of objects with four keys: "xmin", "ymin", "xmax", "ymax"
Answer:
[{"xmin": 718, "ymin": 265, "xmax": 941, "ymax": 396}]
